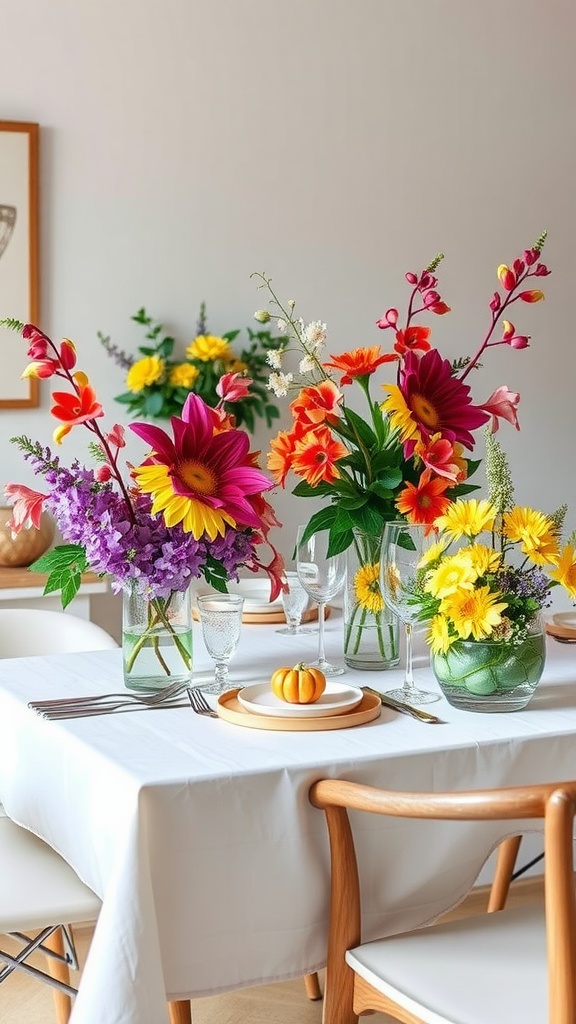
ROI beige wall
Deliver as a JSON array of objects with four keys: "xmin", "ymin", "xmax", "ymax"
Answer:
[{"xmin": 1, "ymin": 0, "xmax": 575, "ymax": 631}]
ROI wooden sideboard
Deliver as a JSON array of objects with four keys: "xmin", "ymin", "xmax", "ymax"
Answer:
[{"xmin": 0, "ymin": 567, "xmax": 109, "ymax": 620}]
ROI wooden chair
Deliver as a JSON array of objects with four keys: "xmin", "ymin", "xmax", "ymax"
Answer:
[{"xmin": 310, "ymin": 778, "xmax": 576, "ymax": 1024}]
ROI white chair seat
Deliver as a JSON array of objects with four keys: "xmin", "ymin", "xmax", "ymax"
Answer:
[
  {"xmin": 347, "ymin": 903, "xmax": 545, "ymax": 1024},
  {"xmin": 0, "ymin": 816, "xmax": 101, "ymax": 933}
]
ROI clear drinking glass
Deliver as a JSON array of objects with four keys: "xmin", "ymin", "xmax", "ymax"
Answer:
[
  {"xmin": 197, "ymin": 594, "xmax": 244, "ymax": 695},
  {"xmin": 296, "ymin": 526, "xmax": 346, "ymax": 676},
  {"xmin": 277, "ymin": 571, "xmax": 312, "ymax": 635},
  {"xmin": 379, "ymin": 521, "xmax": 440, "ymax": 705}
]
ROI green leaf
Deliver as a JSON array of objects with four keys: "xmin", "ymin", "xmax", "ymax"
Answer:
[
  {"xmin": 327, "ymin": 528, "xmax": 354, "ymax": 557},
  {"xmin": 342, "ymin": 407, "xmax": 378, "ymax": 448},
  {"xmin": 144, "ymin": 391, "xmax": 165, "ymax": 416},
  {"xmin": 30, "ymin": 544, "xmax": 88, "ymax": 574}
]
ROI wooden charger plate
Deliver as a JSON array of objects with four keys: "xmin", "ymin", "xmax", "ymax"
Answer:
[
  {"xmin": 193, "ymin": 605, "xmax": 331, "ymax": 625},
  {"xmin": 545, "ymin": 621, "xmax": 576, "ymax": 641},
  {"xmin": 216, "ymin": 688, "xmax": 381, "ymax": 731}
]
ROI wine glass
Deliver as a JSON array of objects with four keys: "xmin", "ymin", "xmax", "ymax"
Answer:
[
  {"xmin": 296, "ymin": 527, "xmax": 346, "ymax": 676},
  {"xmin": 277, "ymin": 571, "xmax": 312, "ymax": 635},
  {"xmin": 379, "ymin": 521, "xmax": 440, "ymax": 705},
  {"xmin": 197, "ymin": 594, "xmax": 244, "ymax": 695}
]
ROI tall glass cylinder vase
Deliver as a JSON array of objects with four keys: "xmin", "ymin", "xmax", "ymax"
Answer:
[
  {"xmin": 122, "ymin": 586, "xmax": 193, "ymax": 691},
  {"xmin": 343, "ymin": 529, "xmax": 400, "ymax": 671}
]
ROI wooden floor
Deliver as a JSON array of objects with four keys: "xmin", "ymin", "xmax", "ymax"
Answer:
[{"xmin": 1, "ymin": 879, "xmax": 543, "ymax": 1024}]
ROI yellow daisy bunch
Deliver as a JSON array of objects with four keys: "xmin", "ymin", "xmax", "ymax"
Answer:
[
  {"xmin": 126, "ymin": 355, "xmax": 165, "ymax": 393},
  {"xmin": 417, "ymin": 498, "xmax": 576, "ymax": 655}
]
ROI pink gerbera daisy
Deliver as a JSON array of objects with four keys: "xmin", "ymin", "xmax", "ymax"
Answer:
[
  {"xmin": 130, "ymin": 393, "xmax": 273, "ymax": 540},
  {"xmin": 383, "ymin": 349, "xmax": 489, "ymax": 450}
]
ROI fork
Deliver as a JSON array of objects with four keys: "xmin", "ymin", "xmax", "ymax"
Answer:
[
  {"xmin": 39, "ymin": 698, "xmax": 191, "ymax": 721},
  {"xmin": 29, "ymin": 680, "xmax": 187, "ymax": 713},
  {"xmin": 187, "ymin": 688, "xmax": 218, "ymax": 718}
]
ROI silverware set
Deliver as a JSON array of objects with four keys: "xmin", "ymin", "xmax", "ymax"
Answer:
[
  {"xmin": 28, "ymin": 680, "xmax": 441, "ymax": 724},
  {"xmin": 29, "ymin": 681, "xmax": 203, "ymax": 720}
]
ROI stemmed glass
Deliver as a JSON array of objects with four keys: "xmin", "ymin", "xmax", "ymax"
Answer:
[
  {"xmin": 379, "ymin": 521, "xmax": 440, "ymax": 705},
  {"xmin": 277, "ymin": 571, "xmax": 312, "ymax": 635},
  {"xmin": 197, "ymin": 594, "xmax": 244, "ymax": 695},
  {"xmin": 296, "ymin": 526, "xmax": 346, "ymax": 676}
]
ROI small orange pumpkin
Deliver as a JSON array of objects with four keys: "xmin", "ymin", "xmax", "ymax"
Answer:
[{"xmin": 270, "ymin": 662, "xmax": 327, "ymax": 704}]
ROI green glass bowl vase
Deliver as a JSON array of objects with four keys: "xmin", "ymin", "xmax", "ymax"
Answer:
[{"xmin": 431, "ymin": 617, "xmax": 546, "ymax": 713}]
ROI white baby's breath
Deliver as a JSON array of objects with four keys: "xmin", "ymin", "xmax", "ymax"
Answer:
[
  {"xmin": 266, "ymin": 348, "xmax": 284, "ymax": 370},
  {"xmin": 303, "ymin": 320, "xmax": 327, "ymax": 349},
  {"xmin": 299, "ymin": 355, "xmax": 316, "ymax": 374},
  {"xmin": 267, "ymin": 371, "xmax": 294, "ymax": 397}
]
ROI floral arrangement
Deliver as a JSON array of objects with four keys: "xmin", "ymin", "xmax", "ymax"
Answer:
[
  {"xmin": 1, "ymin": 319, "xmax": 284, "ymax": 614},
  {"xmin": 408, "ymin": 433, "xmax": 576, "ymax": 656},
  {"xmin": 252, "ymin": 233, "xmax": 550, "ymax": 563},
  {"xmin": 99, "ymin": 303, "xmax": 285, "ymax": 432}
]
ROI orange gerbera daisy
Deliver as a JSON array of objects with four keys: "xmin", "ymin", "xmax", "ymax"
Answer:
[
  {"xmin": 395, "ymin": 469, "xmax": 452, "ymax": 525},
  {"xmin": 267, "ymin": 428, "xmax": 299, "ymax": 486},
  {"xmin": 291, "ymin": 426, "xmax": 348, "ymax": 486},
  {"xmin": 290, "ymin": 380, "xmax": 342, "ymax": 427},
  {"xmin": 323, "ymin": 346, "xmax": 397, "ymax": 385}
]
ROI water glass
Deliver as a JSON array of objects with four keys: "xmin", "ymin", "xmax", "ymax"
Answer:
[
  {"xmin": 197, "ymin": 594, "xmax": 244, "ymax": 695},
  {"xmin": 277, "ymin": 572, "xmax": 311, "ymax": 635}
]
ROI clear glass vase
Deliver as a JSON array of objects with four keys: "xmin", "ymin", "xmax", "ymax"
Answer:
[
  {"xmin": 122, "ymin": 586, "xmax": 193, "ymax": 691},
  {"xmin": 431, "ymin": 614, "xmax": 546, "ymax": 712},
  {"xmin": 343, "ymin": 529, "xmax": 400, "ymax": 671}
]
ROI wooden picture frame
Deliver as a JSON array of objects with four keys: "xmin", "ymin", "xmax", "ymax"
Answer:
[{"xmin": 0, "ymin": 120, "xmax": 39, "ymax": 408}]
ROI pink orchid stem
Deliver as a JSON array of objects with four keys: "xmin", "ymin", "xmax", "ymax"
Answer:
[{"xmin": 459, "ymin": 265, "xmax": 537, "ymax": 383}]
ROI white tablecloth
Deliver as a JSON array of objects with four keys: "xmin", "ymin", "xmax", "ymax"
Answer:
[{"xmin": 0, "ymin": 617, "xmax": 576, "ymax": 1024}]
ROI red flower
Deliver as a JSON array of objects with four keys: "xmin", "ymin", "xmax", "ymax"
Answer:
[
  {"xmin": 394, "ymin": 325, "xmax": 431, "ymax": 356},
  {"xmin": 51, "ymin": 383, "xmax": 104, "ymax": 427}
]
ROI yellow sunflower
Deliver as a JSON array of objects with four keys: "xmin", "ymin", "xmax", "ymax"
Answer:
[
  {"xmin": 502, "ymin": 507, "xmax": 559, "ymax": 565},
  {"xmin": 434, "ymin": 499, "xmax": 496, "ymax": 541},
  {"xmin": 353, "ymin": 561, "xmax": 384, "ymax": 613},
  {"xmin": 549, "ymin": 544, "xmax": 576, "ymax": 598},
  {"xmin": 126, "ymin": 355, "xmax": 165, "ymax": 392},
  {"xmin": 427, "ymin": 614, "xmax": 454, "ymax": 655},
  {"xmin": 440, "ymin": 586, "xmax": 508, "ymax": 641},
  {"xmin": 458, "ymin": 542, "xmax": 501, "ymax": 577},
  {"xmin": 185, "ymin": 334, "xmax": 232, "ymax": 362},
  {"xmin": 424, "ymin": 553, "xmax": 476, "ymax": 600},
  {"xmin": 169, "ymin": 363, "xmax": 200, "ymax": 389}
]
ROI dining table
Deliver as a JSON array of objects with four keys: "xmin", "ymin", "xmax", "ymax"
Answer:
[{"xmin": 0, "ymin": 612, "xmax": 576, "ymax": 1024}]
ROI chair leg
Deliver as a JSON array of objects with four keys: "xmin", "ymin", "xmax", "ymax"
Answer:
[
  {"xmin": 44, "ymin": 929, "xmax": 72, "ymax": 1024},
  {"xmin": 303, "ymin": 971, "xmax": 322, "ymax": 1000},
  {"xmin": 487, "ymin": 835, "xmax": 522, "ymax": 912},
  {"xmin": 168, "ymin": 1000, "xmax": 192, "ymax": 1024}
]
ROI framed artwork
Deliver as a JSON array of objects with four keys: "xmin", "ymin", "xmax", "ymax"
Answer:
[{"xmin": 0, "ymin": 120, "xmax": 39, "ymax": 408}]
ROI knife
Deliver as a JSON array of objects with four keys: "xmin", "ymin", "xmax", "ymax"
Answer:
[{"xmin": 362, "ymin": 686, "xmax": 445, "ymax": 724}]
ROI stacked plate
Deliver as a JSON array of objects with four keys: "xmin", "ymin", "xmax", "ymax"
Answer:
[{"xmin": 237, "ymin": 680, "xmax": 364, "ymax": 718}]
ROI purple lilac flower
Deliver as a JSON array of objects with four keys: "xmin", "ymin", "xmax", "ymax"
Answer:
[{"xmin": 24, "ymin": 447, "xmax": 261, "ymax": 599}]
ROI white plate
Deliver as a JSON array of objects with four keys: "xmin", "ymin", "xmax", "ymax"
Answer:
[
  {"xmin": 225, "ymin": 578, "xmax": 284, "ymax": 613},
  {"xmin": 237, "ymin": 680, "xmax": 364, "ymax": 719},
  {"xmin": 553, "ymin": 612, "xmax": 576, "ymax": 628}
]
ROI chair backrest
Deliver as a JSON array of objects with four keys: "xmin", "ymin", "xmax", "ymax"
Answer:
[
  {"xmin": 0, "ymin": 608, "xmax": 118, "ymax": 658},
  {"xmin": 310, "ymin": 778, "xmax": 576, "ymax": 1024}
]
